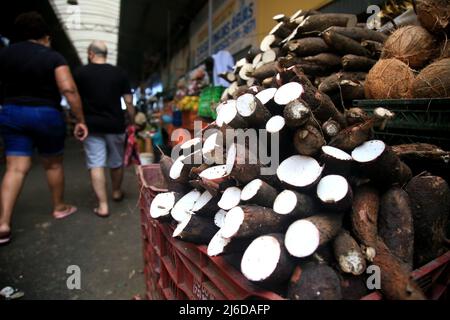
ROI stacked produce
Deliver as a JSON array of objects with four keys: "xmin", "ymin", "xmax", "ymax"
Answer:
[
  {"xmin": 365, "ymin": 0, "xmax": 450, "ymax": 99},
  {"xmin": 150, "ymin": 8, "xmax": 450, "ymax": 301},
  {"xmin": 220, "ymin": 10, "xmax": 387, "ymax": 107}
]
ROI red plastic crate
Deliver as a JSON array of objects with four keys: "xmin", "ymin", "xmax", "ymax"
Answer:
[{"xmin": 137, "ymin": 164, "xmax": 450, "ymax": 300}]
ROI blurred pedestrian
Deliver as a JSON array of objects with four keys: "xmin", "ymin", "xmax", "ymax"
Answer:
[
  {"xmin": 74, "ymin": 40, "xmax": 135, "ymax": 217},
  {"xmin": 0, "ymin": 12, "xmax": 88, "ymax": 244}
]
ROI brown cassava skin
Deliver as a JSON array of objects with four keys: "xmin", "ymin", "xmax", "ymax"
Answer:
[
  {"xmin": 175, "ymin": 215, "xmax": 219, "ymax": 245},
  {"xmin": 293, "ymin": 125, "xmax": 326, "ymax": 156},
  {"xmin": 318, "ymin": 72, "xmax": 367, "ymax": 94},
  {"xmin": 233, "ymin": 206, "xmax": 290, "ymax": 239},
  {"xmin": 244, "ymin": 234, "xmax": 296, "ymax": 287},
  {"xmin": 321, "ymin": 152, "xmax": 352, "ymax": 178},
  {"xmin": 339, "ymin": 273, "xmax": 370, "ymax": 300},
  {"xmin": 284, "ymin": 38, "xmax": 331, "ymax": 57},
  {"xmin": 333, "ymin": 230, "xmax": 366, "ymax": 275},
  {"xmin": 193, "ymin": 195, "xmax": 220, "ymax": 218},
  {"xmin": 288, "ymin": 262, "xmax": 343, "ymax": 300},
  {"xmin": 238, "ymin": 95, "xmax": 271, "ymax": 128},
  {"xmin": 362, "ymin": 40, "xmax": 383, "ymax": 58},
  {"xmin": 242, "ymin": 180, "xmax": 278, "ymax": 208},
  {"xmin": 358, "ymin": 144, "xmax": 413, "ymax": 187},
  {"xmin": 342, "ymin": 54, "xmax": 377, "ymax": 72},
  {"xmin": 351, "ymin": 185, "xmax": 379, "ymax": 250},
  {"xmin": 379, "ymin": 187, "xmax": 414, "ymax": 270},
  {"xmin": 345, "ymin": 107, "xmax": 369, "ymax": 126},
  {"xmin": 322, "ymin": 119, "xmax": 341, "ymax": 140},
  {"xmin": 307, "ymin": 214, "xmax": 343, "ymax": 246},
  {"xmin": 278, "ymin": 191, "xmax": 317, "ymax": 221},
  {"xmin": 324, "ymin": 26, "xmax": 388, "ymax": 43},
  {"xmin": 322, "ymin": 30, "xmax": 371, "ymax": 57},
  {"xmin": 405, "ymin": 175, "xmax": 450, "ymax": 267},
  {"xmin": 252, "ymin": 61, "xmax": 279, "ymax": 80},
  {"xmin": 311, "ymin": 91, "xmax": 347, "ymax": 128},
  {"xmin": 392, "ymin": 143, "xmax": 450, "ymax": 162},
  {"xmin": 297, "ymin": 13, "xmax": 357, "ymax": 34},
  {"xmin": 373, "ymin": 238, "xmax": 426, "ymax": 300},
  {"xmin": 329, "ymin": 119, "xmax": 374, "ymax": 152},
  {"xmin": 283, "ymin": 99, "xmax": 311, "ymax": 128},
  {"xmin": 159, "ymin": 155, "xmax": 190, "ymax": 193}
]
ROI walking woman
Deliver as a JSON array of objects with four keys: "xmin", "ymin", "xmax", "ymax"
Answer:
[{"xmin": 0, "ymin": 12, "xmax": 88, "ymax": 244}]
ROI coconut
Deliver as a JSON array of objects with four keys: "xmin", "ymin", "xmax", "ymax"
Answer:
[
  {"xmin": 415, "ymin": 0, "xmax": 450, "ymax": 34},
  {"xmin": 440, "ymin": 40, "xmax": 450, "ymax": 59},
  {"xmin": 381, "ymin": 26, "xmax": 436, "ymax": 69},
  {"xmin": 364, "ymin": 59, "xmax": 415, "ymax": 99},
  {"xmin": 410, "ymin": 58, "xmax": 450, "ymax": 98}
]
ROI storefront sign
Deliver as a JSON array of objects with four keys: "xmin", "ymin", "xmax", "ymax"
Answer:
[{"xmin": 193, "ymin": 0, "xmax": 257, "ymax": 65}]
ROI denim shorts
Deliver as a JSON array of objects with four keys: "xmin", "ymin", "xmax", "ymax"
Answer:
[
  {"xmin": 0, "ymin": 105, "xmax": 66, "ymax": 157},
  {"xmin": 83, "ymin": 133, "xmax": 126, "ymax": 169}
]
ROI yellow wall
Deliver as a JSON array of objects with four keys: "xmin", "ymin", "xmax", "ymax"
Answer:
[{"xmin": 256, "ymin": 0, "xmax": 332, "ymax": 42}]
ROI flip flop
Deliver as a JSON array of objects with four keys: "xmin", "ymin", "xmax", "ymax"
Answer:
[
  {"xmin": 94, "ymin": 208, "xmax": 110, "ymax": 218},
  {"xmin": 53, "ymin": 206, "xmax": 77, "ymax": 220},
  {"xmin": 0, "ymin": 231, "xmax": 11, "ymax": 245},
  {"xmin": 112, "ymin": 192, "xmax": 125, "ymax": 202}
]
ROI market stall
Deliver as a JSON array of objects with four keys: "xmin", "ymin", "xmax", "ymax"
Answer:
[{"xmin": 139, "ymin": 1, "xmax": 450, "ymax": 301}]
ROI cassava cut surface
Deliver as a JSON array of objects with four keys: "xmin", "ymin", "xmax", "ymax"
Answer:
[
  {"xmin": 379, "ymin": 187, "xmax": 414, "ymax": 269},
  {"xmin": 352, "ymin": 140, "xmax": 412, "ymax": 187},
  {"xmin": 285, "ymin": 214, "xmax": 342, "ymax": 258},
  {"xmin": 316, "ymin": 175, "xmax": 353, "ymax": 211},
  {"xmin": 273, "ymin": 190, "xmax": 317, "ymax": 221},
  {"xmin": 241, "ymin": 234, "xmax": 295, "ymax": 286},
  {"xmin": 333, "ymin": 230, "xmax": 366, "ymax": 275},
  {"xmin": 405, "ymin": 175, "xmax": 450, "ymax": 267},
  {"xmin": 220, "ymin": 206, "xmax": 288, "ymax": 239},
  {"xmin": 373, "ymin": 238, "xmax": 426, "ymax": 300},
  {"xmin": 287, "ymin": 262, "xmax": 342, "ymax": 300},
  {"xmin": 240, "ymin": 179, "xmax": 278, "ymax": 208}
]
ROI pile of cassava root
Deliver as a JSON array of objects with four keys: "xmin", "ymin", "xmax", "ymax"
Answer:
[
  {"xmin": 219, "ymin": 10, "xmax": 388, "ymax": 108},
  {"xmin": 151, "ymin": 61, "xmax": 450, "ymax": 300},
  {"xmin": 150, "ymin": 8, "xmax": 450, "ymax": 300}
]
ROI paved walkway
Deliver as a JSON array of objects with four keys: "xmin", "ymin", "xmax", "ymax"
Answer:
[{"xmin": 0, "ymin": 139, "xmax": 145, "ymax": 299}]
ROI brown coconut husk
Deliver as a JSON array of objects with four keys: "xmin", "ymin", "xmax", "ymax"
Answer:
[
  {"xmin": 410, "ymin": 58, "xmax": 450, "ymax": 98},
  {"xmin": 365, "ymin": 59, "xmax": 415, "ymax": 99},
  {"xmin": 381, "ymin": 26, "xmax": 436, "ymax": 69},
  {"xmin": 439, "ymin": 38, "xmax": 450, "ymax": 59},
  {"xmin": 415, "ymin": 0, "xmax": 450, "ymax": 34}
]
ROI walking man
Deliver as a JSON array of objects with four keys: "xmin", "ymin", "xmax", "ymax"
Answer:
[{"xmin": 74, "ymin": 40, "xmax": 135, "ymax": 217}]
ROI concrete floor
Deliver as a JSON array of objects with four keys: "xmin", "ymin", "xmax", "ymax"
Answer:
[{"xmin": 0, "ymin": 139, "xmax": 145, "ymax": 300}]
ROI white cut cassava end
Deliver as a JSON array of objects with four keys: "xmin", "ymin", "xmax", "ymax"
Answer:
[
  {"xmin": 256, "ymin": 88, "xmax": 277, "ymax": 105},
  {"xmin": 216, "ymin": 100, "xmax": 237, "ymax": 127},
  {"xmin": 260, "ymin": 34, "xmax": 278, "ymax": 52},
  {"xmin": 207, "ymin": 231, "xmax": 231, "ymax": 257},
  {"xmin": 240, "ymin": 179, "xmax": 264, "ymax": 201},
  {"xmin": 218, "ymin": 187, "xmax": 241, "ymax": 210},
  {"xmin": 322, "ymin": 146, "xmax": 352, "ymax": 161},
  {"xmin": 180, "ymin": 137, "xmax": 201, "ymax": 151},
  {"xmin": 277, "ymin": 155, "xmax": 323, "ymax": 188},
  {"xmin": 150, "ymin": 192, "xmax": 176, "ymax": 218},
  {"xmin": 273, "ymin": 190, "xmax": 297, "ymax": 215},
  {"xmin": 274, "ymin": 82, "xmax": 304, "ymax": 106},
  {"xmin": 351, "ymin": 140, "xmax": 386, "ymax": 163},
  {"xmin": 199, "ymin": 165, "xmax": 229, "ymax": 181},
  {"xmin": 192, "ymin": 190, "xmax": 213, "ymax": 212},
  {"xmin": 317, "ymin": 175, "xmax": 349, "ymax": 204},
  {"xmin": 266, "ymin": 116, "xmax": 286, "ymax": 133},
  {"xmin": 169, "ymin": 156, "xmax": 185, "ymax": 180},
  {"xmin": 241, "ymin": 235, "xmax": 281, "ymax": 282},
  {"xmin": 220, "ymin": 206, "xmax": 245, "ymax": 239},
  {"xmin": 173, "ymin": 215, "xmax": 191, "ymax": 238},
  {"xmin": 202, "ymin": 133, "xmax": 219, "ymax": 163},
  {"xmin": 236, "ymin": 93, "xmax": 259, "ymax": 117},
  {"xmin": 171, "ymin": 190, "xmax": 201, "ymax": 222},
  {"xmin": 214, "ymin": 209, "xmax": 228, "ymax": 228},
  {"xmin": 285, "ymin": 220, "xmax": 320, "ymax": 258}
]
